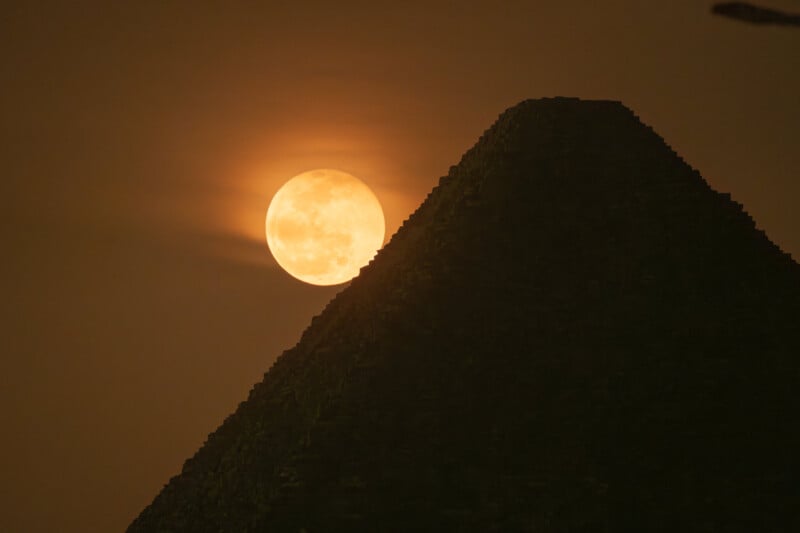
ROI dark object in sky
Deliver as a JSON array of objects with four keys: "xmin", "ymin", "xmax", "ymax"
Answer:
[
  {"xmin": 128, "ymin": 98, "xmax": 800, "ymax": 532},
  {"xmin": 712, "ymin": 2, "xmax": 800, "ymax": 25}
]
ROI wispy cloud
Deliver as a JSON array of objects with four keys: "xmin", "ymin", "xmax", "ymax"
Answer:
[{"xmin": 712, "ymin": 2, "xmax": 800, "ymax": 26}]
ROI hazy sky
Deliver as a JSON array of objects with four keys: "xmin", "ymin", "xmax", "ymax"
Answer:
[{"xmin": 2, "ymin": 2, "xmax": 798, "ymax": 531}]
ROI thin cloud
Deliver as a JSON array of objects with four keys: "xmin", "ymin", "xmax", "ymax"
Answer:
[{"xmin": 712, "ymin": 2, "xmax": 800, "ymax": 26}]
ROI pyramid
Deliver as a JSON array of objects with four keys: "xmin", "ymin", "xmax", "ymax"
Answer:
[{"xmin": 129, "ymin": 98, "xmax": 800, "ymax": 532}]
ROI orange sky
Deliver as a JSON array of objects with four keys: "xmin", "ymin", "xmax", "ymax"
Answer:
[{"xmin": 1, "ymin": 2, "xmax": 798, "ymax": 531}]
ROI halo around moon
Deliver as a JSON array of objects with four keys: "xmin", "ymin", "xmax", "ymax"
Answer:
[{"xmin": 265, "ymin": 169, "xmax": 385, "ymax": 286}]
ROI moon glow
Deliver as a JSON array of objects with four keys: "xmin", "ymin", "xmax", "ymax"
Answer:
[{"xmin": 266, "ymin": 169, "xmax": 386, "ymax": 286}]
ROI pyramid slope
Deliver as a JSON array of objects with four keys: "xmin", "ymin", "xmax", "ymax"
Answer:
[{"xmin": 129, "ymin": 98, "xmax": 800, "ymax": 532}]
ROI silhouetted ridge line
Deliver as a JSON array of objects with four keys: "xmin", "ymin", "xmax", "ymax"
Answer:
[{"xmin": 129, "ymin": 97, "xmax": 800, "ymax": 533}]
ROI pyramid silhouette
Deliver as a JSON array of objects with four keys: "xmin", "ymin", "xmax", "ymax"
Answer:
[{"xmin": 129, "ymin": 98, "xmax": 800, "ymax": 532}]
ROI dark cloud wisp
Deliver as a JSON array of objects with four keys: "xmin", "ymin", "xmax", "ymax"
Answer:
[{"xmin": 712, "ymin": 2, "xmax": 800, "ymax": 26}]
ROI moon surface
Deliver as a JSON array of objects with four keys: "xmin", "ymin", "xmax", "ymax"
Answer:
[{"xmin": 266, "ymin": 169, "xmax": 385, "ymax": 286}]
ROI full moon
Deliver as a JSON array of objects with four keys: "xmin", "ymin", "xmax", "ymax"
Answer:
[{"xmin": 265, "ymin": 169, "xmax": 386, "ymax": 286}]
